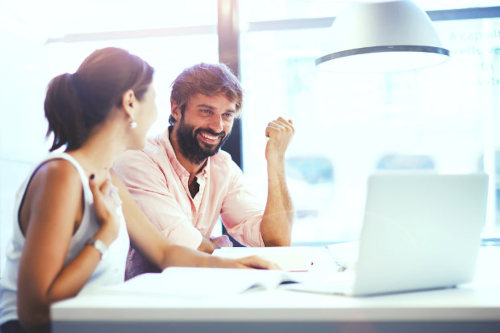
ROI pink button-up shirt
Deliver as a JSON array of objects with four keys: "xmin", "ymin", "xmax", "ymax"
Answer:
[{"xmin": 113, "ymin": 129, "xmax": 265, "ymax": 278}]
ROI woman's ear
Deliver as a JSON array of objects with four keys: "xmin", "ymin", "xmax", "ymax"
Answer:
[{"xmin": 122, "ymin": 89, "xmax": 137, "ymax": 119}]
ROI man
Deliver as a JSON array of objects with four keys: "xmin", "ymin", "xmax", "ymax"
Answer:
[{"xmin": 113, "ymin": 63, "xmax": 294, "ymax": 279}]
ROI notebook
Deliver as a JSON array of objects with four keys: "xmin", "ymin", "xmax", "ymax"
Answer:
[
  {"xmin": 213, "ymin": 246, "xmax": 327, "ymax": 271},
  {"xmin": 287, "ymin": 173, "xmax": 489, "ymax": 296}
]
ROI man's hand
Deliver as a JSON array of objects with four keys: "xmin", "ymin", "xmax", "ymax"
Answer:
[
  {"xmin": 198, "ymin": 235, "xmax": 233, "ymax": 254},
  {"xmin": 211, "ymin": 235, "xmax": 233, "ymax": 248},
  {"xmin": 265, "ymin": 117, "xmax": 295, "ymax": 162}
]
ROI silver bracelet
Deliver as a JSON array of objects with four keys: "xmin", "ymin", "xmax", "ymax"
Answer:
[{"xmin": 86, "ymin": 237, "xmax": 108, "ymax": 259}]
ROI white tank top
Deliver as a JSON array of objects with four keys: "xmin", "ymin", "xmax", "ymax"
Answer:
[{"xmin": 0, "ymin": 153, "xmax": 130, "ymax": 325}]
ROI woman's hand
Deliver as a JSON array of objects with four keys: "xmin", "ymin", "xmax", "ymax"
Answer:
[
  {"xmin": 89, "ymin": 174, "xmax": 121, "ymax": 244},
  {"xmin": 215, "ymin": 255, "xmax": 282, "ymax": 270}
]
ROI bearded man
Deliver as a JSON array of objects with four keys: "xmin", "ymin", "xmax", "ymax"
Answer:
[{"xmin": 113, "ymin": 63, "xmax": 295, "ymax": 279}]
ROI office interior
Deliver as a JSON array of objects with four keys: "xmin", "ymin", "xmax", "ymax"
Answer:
[{"xmin": 1, "ymin": 0, "xmax": 500, "ymax": 278}]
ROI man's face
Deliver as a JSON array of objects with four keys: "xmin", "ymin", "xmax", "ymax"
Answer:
[{"xmin": 174, "ymin": 93, "xmax": 237, "ymax": 164}]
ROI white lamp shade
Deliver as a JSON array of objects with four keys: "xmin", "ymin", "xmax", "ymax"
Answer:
[{"xmin": 316, "ymin": 0, "xmax": 450, "ymax": 73}]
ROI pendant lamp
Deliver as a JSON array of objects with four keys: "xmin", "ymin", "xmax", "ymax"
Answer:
[{"xmin": 316, "ymin": 0, "xmax": 450, "ymax": 72}]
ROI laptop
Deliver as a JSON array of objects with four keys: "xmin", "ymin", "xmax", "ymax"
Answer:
[{"xmin": 287, "ymin": 173, "xmax": 489, "ymax": 296}]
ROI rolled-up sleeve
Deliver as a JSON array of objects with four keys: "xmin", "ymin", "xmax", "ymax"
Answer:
[
  {"xmin": 220, "ymin": 162, "xmax": 265, "ymax": 247},
  {"xmin": 113, "ymin": 150, "xmax": 202, "ymax": 249}
]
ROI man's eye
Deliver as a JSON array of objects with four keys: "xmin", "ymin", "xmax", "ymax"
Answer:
[
  {"xmin": 223, "ymin": 113, "xmax": 235, "ymax": 119},
  {"xmin": 200, "ymin": 109, "xmax": 212, "ymax": 114}
]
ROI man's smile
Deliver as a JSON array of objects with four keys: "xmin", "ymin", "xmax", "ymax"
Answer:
[{"xmin": 197, "ymin": 130, "xmax": 224, "ymax": 145}]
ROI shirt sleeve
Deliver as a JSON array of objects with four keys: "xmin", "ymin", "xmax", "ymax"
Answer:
[
  {"xmin": 113, "ymin": 150, "xmax": 203, "ymax": 249},
  {"xmin": 220, "ymin": 161, "xmax": 265, "ymax": 247}
]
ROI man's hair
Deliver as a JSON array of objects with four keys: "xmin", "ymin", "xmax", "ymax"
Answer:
[{"xmin": 169, "ymin": 63, "xmax": 242, "ymax": 125}]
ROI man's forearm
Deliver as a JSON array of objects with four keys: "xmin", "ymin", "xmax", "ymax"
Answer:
[
  {"xmin": 260, "ymin": 117, "xmax": 295, "ymax": 246},
  {"xmin": 260, "ymin": 160, "xmax": 294, "ymax": 246}
]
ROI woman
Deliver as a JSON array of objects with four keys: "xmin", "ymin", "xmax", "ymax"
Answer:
[{"xmin": 0, "ymin": 47, "xmax": 274, "ymax": 333}]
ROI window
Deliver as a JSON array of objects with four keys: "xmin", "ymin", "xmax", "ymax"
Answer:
[
  {"xmin": 2, "ymin": 1, "xmax": 500, "ymax": 272},
  {"xmin": 0, "ymin": 0, "xmax": 218, "ymax": 277},
  {"xmin": 239, "ymin": 1, "xmax": 500, "ymax": 243}
]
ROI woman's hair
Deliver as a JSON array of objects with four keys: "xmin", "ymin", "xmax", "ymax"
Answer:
[
  {"xmin": 169, "ymin": 63, "xmax": 242, "ymax": 126},
  {"xmin": 44, "ymin": 47, "xmax": 154, "ymax": 152}
]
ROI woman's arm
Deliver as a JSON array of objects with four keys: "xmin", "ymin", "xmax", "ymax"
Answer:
[
  {"xmin": 111, "ymin": 171, "xmax": 277, "ymax": 270},
  {"xmin": 17, "ymin": 161, "xmax": 119, "ymax": 330}
]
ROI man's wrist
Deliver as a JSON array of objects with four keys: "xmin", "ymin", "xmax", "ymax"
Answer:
[
  {"xmin": 266, "ymin": 156, "xmax": 286, "ymax": 170},
  {"xmin": 209, "ymin": 237, "xmax": 222, "ymax": 250},
  {"xmin": 197, "ymin": 236, "xmax": 217, "ymax": 254}
]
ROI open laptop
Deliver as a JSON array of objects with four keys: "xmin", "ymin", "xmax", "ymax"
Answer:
[{"xmin": 287, "ymin": 173, "xmax": 489, "ymax": 296}]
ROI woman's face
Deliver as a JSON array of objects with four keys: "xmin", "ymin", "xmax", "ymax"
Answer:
[{"xmin": 130, "ymin": 84, "xmax": 158, "ymax": 149}]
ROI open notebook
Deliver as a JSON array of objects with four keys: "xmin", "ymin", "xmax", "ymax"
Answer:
[
  {"xmin": 100, "ymin": 267, "xmax": 299, "ymax": 298},
  {"xmin": 212, "ymin": 246, "xmax": 339, "ymax": 272}
]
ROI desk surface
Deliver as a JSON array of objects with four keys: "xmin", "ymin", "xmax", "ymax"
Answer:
[{"xmin": 51, "ymin": 246, "xmax": 500, "ymax": 333}]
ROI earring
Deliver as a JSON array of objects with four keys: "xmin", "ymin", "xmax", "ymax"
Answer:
[{"xmin": 129, "ymin": 120, "xmax": 137, "ymax": 129}]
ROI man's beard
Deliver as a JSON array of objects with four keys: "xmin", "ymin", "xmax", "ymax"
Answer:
[{"xmin": 176, "ymin": 116, "xmax": 230, "ymax": 165}]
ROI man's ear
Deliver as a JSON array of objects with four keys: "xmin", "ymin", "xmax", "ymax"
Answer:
[
  {"xmin": 122, "ymin": 89, "xmax": 136, "ymax": 119},
  {"xmin": 171, "ymin": 99, "xmax": 182, "ymax": 122}
]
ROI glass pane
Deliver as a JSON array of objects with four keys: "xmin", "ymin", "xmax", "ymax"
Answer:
[
  {"xmin": 240, "ymin": 0, "xmax": 500, "ymax": 23},
  {"xmin": 1, "ymin": 0, "xmax": 217, "ymax": 37},
  {"xmin": 240, "ymin": 7, "xmax": 500, "ymax": 243}
]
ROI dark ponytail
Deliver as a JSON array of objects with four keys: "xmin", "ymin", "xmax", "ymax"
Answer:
[
  {"xmin": 44, "ymin": 73, "xmax": 87, "ymax": 151},
  {"xmin": 44, "ymin": 47, "xmax": 154, "ymax": 152}
]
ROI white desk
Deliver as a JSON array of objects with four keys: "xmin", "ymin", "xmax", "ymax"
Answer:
[{"xmin": 51, "ymin": 246, "xmax": 500, "ymax": 333}]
